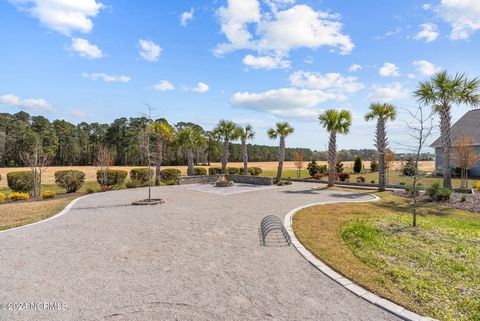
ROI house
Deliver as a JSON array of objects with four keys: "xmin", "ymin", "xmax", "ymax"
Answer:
[{"xmin": 430, "ymin": 109, "xmax": 480, "ymax": 177}]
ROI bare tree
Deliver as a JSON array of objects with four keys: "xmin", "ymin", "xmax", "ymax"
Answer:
[
  {"xmin": 453, "ymin": 135, "xmax": 480, "ymax": 189},
  {"xmin": 293, "ymin": 152, "xmax": 305, "ymax": 179},
  {"xmin": 95, "ymin": 145, "xmax": 116, "ymax": 191},
  {"xmin": 20, "ymin": 143, "xmax": 49, "ymax": 197}
]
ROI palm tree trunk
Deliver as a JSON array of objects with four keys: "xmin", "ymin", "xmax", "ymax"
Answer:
[
  {"xmin": 328, "ymin": 132, "xmax": 337, "ymax": 187},
  {"xmin": 377, "ymin": 119, "xmax": 387, "ymax": 192},
  {"xmin": 276, "ymin": 137, "xmax": 285, "ymax": 183},
  {"xmin": 221, "ymin": 138, "xmax": 229, "ymax": 174},
  {"xmin": 242, "ymin": 140, "xmax": 248, "ymax": 175},
  {"xmin": 155, "ymin": 140, "xmax": 163, "ymax": 186},
  {"xmin": 187, "ymin": 149, "xmax": 194, "ymax": 176},
  {"xmin": 439, "ymin": 104, "xmax": 452, "ymax": 189}
]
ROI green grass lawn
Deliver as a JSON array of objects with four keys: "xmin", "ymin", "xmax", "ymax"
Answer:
[{"xmin": 293, "ymin": 191, "xmax": 480, "ymax": 321}]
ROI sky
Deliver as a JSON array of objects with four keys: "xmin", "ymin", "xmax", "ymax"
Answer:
[{"xmin": 0, "ymin": 0, "xmax": 479, "ymax": 151}]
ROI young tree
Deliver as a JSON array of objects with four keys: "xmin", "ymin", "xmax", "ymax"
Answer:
[
  {"xmin": 453, "ymin": 135, "xmax": 480, "ymax": 189},
  {"xmin": 365, "ymin": 103, "xmax": 397, "ymax": 191},
  {"xmin": 176, "ymin": 127, "xmax": 207, "ymax": 176},
  {"xmin": 95, "ymin": 145, "xmax": 116, "ymax": 191},
  {"xmin": 212, "ymin": 120, "xmax": 239, "ymax": 174},
  {"xmin": 238, "ymin": 125, "xmax": 255, "ymax": 175},
  {"xmin": 353, "ymin": 156, "xmax": 362, "ymax": 174},
  {"xmin": 293, "ymin": 152, "xmax": 305, "ymax": 179},
  {"xmin": 20, "ymin": 143, "xmax": 49, "ymax": 197},
  {"xmin": 149, "ymin": 120, "xmax": 175, "ymax": 186},
  {"xmin": 267, "ymin": 122, "xmax": 295, "ymax": 183},
  {"xmin": 415, "ymin": 71, "xmax": 480, "ymax": 189},
  {"xmin": 319, "ymin": 109, "xmax": 352, "ymax": 187}
]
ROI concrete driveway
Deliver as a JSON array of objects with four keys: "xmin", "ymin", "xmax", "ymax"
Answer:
[{"xmin": 0, "ymin": 182, "xmax": 400, "ymax": 321}]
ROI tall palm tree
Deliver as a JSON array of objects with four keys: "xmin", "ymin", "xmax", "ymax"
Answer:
[
  {"xmin": 176, "ymin": 127, "xmax": 207, "ymax": 176},
  {"xmin": 212, "ymin": 120, "xmax": 239, "ymax": 174},
  {"xmin": 415, "ymin": 71, "xmax": 480, "ymax": 189},
  {"xmin": 238, "ymin": 125, "xmax": 255, "ymax": 175},
  {"xmin": 319, "ymin": 109, "xmax": 352, "ymax": 187},
  {"xmin": 365, "ymin": 103, "xmax": 397, "ymax": 192},
  {"xmin": 149, "ymin": 120, "xmax": 175, "ymax": 186},
  {"xmin": 268, "ymin": 122, "xmax": 294, "ymax": 183}
]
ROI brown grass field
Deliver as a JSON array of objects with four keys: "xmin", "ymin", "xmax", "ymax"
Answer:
[{"xmin": 0, "ymin": 161, "xmax": 434, "ymax": 188}]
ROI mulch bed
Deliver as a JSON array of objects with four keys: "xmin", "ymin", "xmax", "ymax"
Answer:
[{"xmin": 394, "ymin": 190, "xmax": 480, "ymax": 214}]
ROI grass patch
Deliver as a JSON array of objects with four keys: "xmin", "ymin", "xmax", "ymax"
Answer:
[
  {"xmin": 293, "ymin": 192, "xmax": 480, "ymax": 321},
  {"xmin": 0, "ymin": 197, "xmax": 75, "ymax": 231}
]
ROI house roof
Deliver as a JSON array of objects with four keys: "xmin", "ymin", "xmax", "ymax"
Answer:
[{"xmin": 430, "ymin": 109, "xmax": 480, "ymax": 148}]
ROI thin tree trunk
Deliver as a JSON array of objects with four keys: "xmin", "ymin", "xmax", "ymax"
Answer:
[
  {"xmin": 242, "ymin": 140, "xmax": 248, "ymax": 175},
  {"xmin": 328, "ymin": 132, "xmax": 336, "ymax": 187},
  {"xmin": 155, "ymin": 140, "xmax": 163, "ymax": 186},
  {"xmin": 276, "ymin": 137, "xmax": 285, "ymax": 183},
  {"xmin": 377, "ymin": 119, "xmax": 387, "ymax": 192},
  {"xmin": 221, "ymin": 139, "xmax": 229, "ymax": 174},
  {"xmin": 439, "ymin": 104, "xmax": 452, "ymax": 189},
  {"xmin": 187, "ymin": 150, "xmax": 195, "ymax": 176}
]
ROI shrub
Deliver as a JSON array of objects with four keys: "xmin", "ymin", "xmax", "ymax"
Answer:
[
  {"xmin": 356, "ymin": 176, "xmax": 365, "ymax": 183},
  {"xmin": 426, "ymin": 182, "xmax": 441, "ymax": 198},
  {"xmin": 7, "ymin": 171, "xmax": 34, "ymax": 193},
  {"xmin": 370, "ymin": 180, "xmax": 376, "ymax": 184},
  {"xmin": 337, "ymin": 172, "xmax": 350, "ymax": 182},
  {"xmin": 96, "ymin": 169, "xmax": 128, "ymax": 190},
  {"xmin": 461, "ymin": 195, "xmax": 466, "ymax": 202},
  {"xmin": 276, "ymin": 181, "xmax": 292, "ymax": 186},
  {"xmin": 162, "ymin": 180, "xmax": 178, "ymax": 186},
  {"xmin": 402, "ymin": 158, "xmax": 416, "ymax": 176},
  {"xmin": 0, "ymin": 193, "xmax": 5, "ymax": 203},
  {"xmin": 227, "ymin": 167, "xmax": 241, "ymax": 175},
  {"xmin": 130, "ymin": 168, "xmax": 153, "ymax": 186},
  {"xmin": 160, "ymin": 169, "xmax": 181, "ymax": 182},
  {"xmin": 125, "ymin": 180, "xmax": 138, "ymax": 189},
  {"xmin": 405, "ymin": 184, "xmax": 421, "ymax": 196},
  {"xmin": 55, "ymin": 170, "xmax": 85, "ymax": 193},
  {"xmin": 336, "ymin": 161, "xmax": 344, "ymax": 173},
  {"xmin": 370, "ymin": 160, "xmax": 379, "ymax": 172},
  {"xmin": 193, "ymin": 167, "xmax": 207, "ymax": 176},
  {"xmin": 248, "ymin": 167, "xmax": 263, "ymax": 176},
  {"xmin": 208, "ymin": 167, "xmax": 222, "ymax": 175},
  {"xmin": 9, "ymin": 192, "xmax": 30, "ymax": 201},
  {"xmin": 353, "ymin": 156, "xmax": 362, "ymax": 174},
  {"xmin": 307, "ymin": 160, "xmax": 321, "ymax": 177},
  {"xmin": 41, "ymin": 190, "xmax": 56, "ymax": 199},
  {"xmin": 399, "ymin": 182, "xmax": 406, "ymax": 186},
  {"xmin": 436, "ymin": 188, "xmax": 451, "ymax": 201},
  {"xmin": 86, "ymin": 188, "xmax": 95, "ymax": 194},
  {"xmin": 476, "ymin": 181, "xmax": 480, "ymax": 190}
]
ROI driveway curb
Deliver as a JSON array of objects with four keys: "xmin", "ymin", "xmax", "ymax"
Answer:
[{"xmin": 283, "ymin": 194, "xmax": 438, "ymax": 321}]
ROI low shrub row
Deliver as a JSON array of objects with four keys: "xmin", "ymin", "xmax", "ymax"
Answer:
[{"xmin": 207, "ymin": 167, "xmax": 263, "ymax": 176}]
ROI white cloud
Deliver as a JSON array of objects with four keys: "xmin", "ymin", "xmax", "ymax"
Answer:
[
  {"xmin": 9, "ymin": 0, "xmax": 105, "ymax": 35},
  {"xmin": 423, "ymin": 3, "xmax": 433, "ymax": 10},
  {"xmin": 289, "ymin": 71, "xmax": 364, "ymax": 96},
  {"xmin": 438, "ymin": 0, "xmax": 480, "ymax": 40},
  {"xmin": 81, "ymin": 72, "xmax": 130, "ymax": 83},
  {"xmin": 242, "ymin": 54, "xmax": 290, "ymax": 69},
  {"xmin": 139, "ymin": 39, "xmax": 162, "ymax": 62},
  {"xmin": 70, "ymin": 109, "xmax": 86, "ymax": 118},
  {"xmin": 153, "ymin": 80, "xmax": 175, "ymax": 92},
  {"xmin": 189, "ymin": 82, "xmax": 209, "ymax": 93},
  {"xmin": 180, "ymin": 7, "xmax": 194, "ymax": 26},
  {"xmin": 366, "ymin": 83, "xmax": 409, "ymax": 102},
  {"xmin": 379, "ymin": 63, "xmax": 400, "ymax": 77},
  {"xmin": 232, "ymin": 87, "xmax": 337, "ymax": 119},
  {"xmin": 413, "ymin": 60, "xmax": 441, "ymax": 76},
  {"xmin": 215, "ymin": 1, "xmax": 353, "ymax": 58},
  {"xmin": 414, "ymin": 23, "xmax": 439, "ymax": 42},
  {"xmin": 348, "ymin": 64, "xmax": 362, "ymax": 72},
  {"xmin": 70, "ymin": 38, "xmax": 103, "ymax": 59},
  {"xmin": 0, "ymin": 93, "xmax": 54, "ymax": 112}
]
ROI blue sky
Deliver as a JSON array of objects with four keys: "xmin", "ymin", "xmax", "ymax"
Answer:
[{"xmin": 1, "ymin": 0, "xmax": 479, "ymax": 151}]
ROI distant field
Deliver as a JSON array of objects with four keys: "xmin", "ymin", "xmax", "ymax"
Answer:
[{"xmin": 0, "ymin": 161, "xmax": 435, "ymax": 188}]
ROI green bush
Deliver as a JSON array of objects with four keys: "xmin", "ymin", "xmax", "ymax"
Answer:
[
  {"xmin": 427, "ymin": 182, "xmax": 451, "ymax": 201},
  {"xmin": 9, "ymin": 192, "xmax": 30, "ymax": 201},
  {"xmin": 336, "ymin": 161, "xmax": 344, "ymax": 173},
  {"xmin": 370, "ymin": 160, "xmax": 379, "ymax": 172},
  {"xmin": 130, "ymin": 168, "xmax": 153, "ymax": 186},
  {"xmin": 193, "ymin": 167, "xmax": 207, "ymax": 176},
  {"xmin": 160, "ymin": 169, "xmax": 181, "ymax": 182},
  {"xmin": 7, "ymin": 171, "xmax": 34, "ymax": 193},
  {"xmin": 96, "ymin": 169, "xmax": 128, "ymax": 190},
  {"xmin": 227, "ymin": 167, "xmax": 241, "ymax": 175},
  {"xmin": 55, "ymin": 170, "xmax": 85, "ymax": 193},
  {"xmin": 402, "ymin": 158, "xmax": 416, "ymax": 176},
  {"xmin": 353, "ymin": 156, "xmax": 362, "ymax": 174},
  {"xmin": 208, "ymin": 167, "xmax": 222, "ymax": 175},
  {"xmin": 41, "ymin": 190, "xmax": 56, "ymax": 199},
  {"xmin": 125, "ymin": 180, "xmax": 138, "ymax": 189},
  {"xmin": 307, "ymin": 161, "xmax": 327, "ymax": 177},
  {"xmin": 248, "ymin": 167, "xmax": 263, "ymax": 176},
  {"xmin": 426, "ymin": 182, "xmax": 441, "ymax": 198}
]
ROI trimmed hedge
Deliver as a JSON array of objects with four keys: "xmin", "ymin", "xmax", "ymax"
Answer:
[
  {"xmin": 227, "ymin": 167, "xmax": 241, "ymax": 175},
  {"xmin": 55, "ymin": 170, "xmax": 85, "ymax": 193},
  {"xmin": 130, "ymin": 168, "xmax": 153, "ymax": 186},
  {"xmin": 7, "ymin": 171, "xmax": 34, "ymax": 193},
  {"xmin": 41, "ymin": 190, "xmax": 56, "ymax": 199},
  {"xmin": 193, "ymin": 167, "xmax": 207, "ymax": 176},
  {"xmin": 208, "ymin": 167, "xmax": 222, "ymax": 175},
  {"xmin": 160, "ymin": 169, "xmax": 181, "ymax": 182},
  {"xmin": 9, "ymin": 192, "xmax": 30, "ymax": 201},
  {"xmin": 247, "ymin": 167, "xmax": 263, "ymax": 176},
  {"xmin": 96, "ymin": 169, "xmax": 128, "ymax": 190}
]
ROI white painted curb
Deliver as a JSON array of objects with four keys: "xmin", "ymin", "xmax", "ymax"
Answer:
[
  {"xmin": 0, "ymin": 194, "xmax": 92, "ymax": 235},
  {"xmin": 284, "ymin": 194, "xmax": 438, "ymax": 321}
]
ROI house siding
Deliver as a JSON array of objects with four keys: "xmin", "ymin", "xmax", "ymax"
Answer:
[{"xmin": 435, "ymin": 146, "xmax": 480, "ymax": 177}]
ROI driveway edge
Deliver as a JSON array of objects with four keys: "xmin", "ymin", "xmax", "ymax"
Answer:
[{"xmin": 283, "ymin": 194, "xmax": 438, "ymax": 321}]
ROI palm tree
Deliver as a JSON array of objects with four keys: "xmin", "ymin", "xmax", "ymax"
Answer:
[
  {"xmin": 212, "ymin": 120, "xmax": 239, "ymax": 174},
  {"xmin": 176, "ymin": 127, "xmax": 207, "ymax": 176},
  {"xmin": 149, "ymin": 120, "xmax": 175, "ymax": 186},
  {"xmin": 268, "ymin": 122, "xmax": 294, "ymax": 183},
  {"xmin": 319, "ymin": 109, "xmax": 352, "ymax": 187},
  {"xmin": 238, "ymin": 125, "xmax": 255, "ymax": 175},
  {"xmin": 415, "ymin": 71, "xmax": 480, "ymax": 189},
  {"xmin": 365, "ymin": 103, "xmax": 397, "ymax": 192}
]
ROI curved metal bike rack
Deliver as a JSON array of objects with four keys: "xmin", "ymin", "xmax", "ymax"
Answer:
[{"xmin": 260, "ymin": 215, "xmax": 291, "ymax": 246}]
